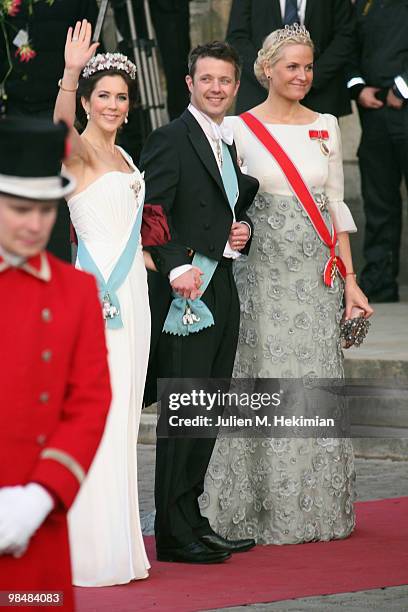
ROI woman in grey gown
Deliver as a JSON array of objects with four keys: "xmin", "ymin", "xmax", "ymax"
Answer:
[{"xmin": 201, "ymin": 25, "xmax": 373, "ymax": 545}]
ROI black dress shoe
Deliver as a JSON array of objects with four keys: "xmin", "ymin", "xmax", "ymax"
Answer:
[
  {"xmin": 156, "ymin": 541, "xmax": 231, "ymax": 564},
  {"xmin": 199, "ymin": 532, "xmax": 256, "ymax": 553}
]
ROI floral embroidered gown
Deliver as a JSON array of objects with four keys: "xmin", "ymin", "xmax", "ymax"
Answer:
[
  {"xmin": 67, "ymin": 147, "xmax": 150, "ymax": 584},
  {"xmin": 201, "ymin": 114, "xmax": 357, "ymax": 544}
]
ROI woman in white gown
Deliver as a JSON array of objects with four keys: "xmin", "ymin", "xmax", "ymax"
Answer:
[
  {"xmin": 54, "ymin": 20, "xmax": 153, "ymax": 585},
  {"xmin": 202, "ymin": 25, "xmax": 374, "ymax": 545}
]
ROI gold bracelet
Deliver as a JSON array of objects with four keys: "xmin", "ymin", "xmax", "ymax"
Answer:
[{"xmin": 58, "ymin": 78, "xmax": 78, "ymax": 93}]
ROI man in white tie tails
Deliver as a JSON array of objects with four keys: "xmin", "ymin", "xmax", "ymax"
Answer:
[{"xmin": 140, "ymin": 42, "xmax": 259, "ymax": 564}]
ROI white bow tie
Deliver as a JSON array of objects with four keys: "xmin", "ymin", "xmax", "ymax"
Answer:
[
  {"xmin": 209, "ymin": 121, "xmax": 234, "ymax": 146},
  {"xmin": 190, "ymin": 105, "xmax": 234, "ymax": 146}
]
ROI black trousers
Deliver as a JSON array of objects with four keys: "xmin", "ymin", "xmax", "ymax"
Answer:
[
  {"xmin": 154, "ymin": 260, "xmax": 239, "ymax": 550},
  {"xmin": 358, "ymin": 105, "xmax": 408, "ymax": 301}
]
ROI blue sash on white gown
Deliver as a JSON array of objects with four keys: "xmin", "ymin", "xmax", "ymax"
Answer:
[{"xmin": 77, "ymin": 202, "xmax": 144, "ymax": 329}]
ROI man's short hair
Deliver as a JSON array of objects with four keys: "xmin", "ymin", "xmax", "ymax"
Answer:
[{"xmin": 188, "ymin": 41, "xmax": 242, "ymax": 82}]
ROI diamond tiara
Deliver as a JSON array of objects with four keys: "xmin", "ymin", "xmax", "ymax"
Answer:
[
  {"xmin": 82, "ymin": 53, "xmax": 137, "ymax": 80},
  {"xmin": 275, "ymin": 23, "xmax": 312, "ymax": 44}
]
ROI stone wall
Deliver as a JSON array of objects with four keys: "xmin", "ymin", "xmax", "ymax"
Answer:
[{"xmin": 190, "ymin": 0, "xmax": 230, "ymax": 44}]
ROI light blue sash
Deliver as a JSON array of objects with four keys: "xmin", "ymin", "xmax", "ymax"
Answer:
[
  {"xmin": 77, "ymin": 203, "xmax": 144, "ymax": 330},
  {"xmin": 163, "ymin": 142, "xmax": 238, "ymax": 336}
]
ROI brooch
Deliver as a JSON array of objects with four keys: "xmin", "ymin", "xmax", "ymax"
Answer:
[
  {"xmin": 309, "ymin": 130, "xmax": 330, "ymax": 156},
  {"xmin": 130, "ymin": 178, "xmax": 142, "ymax": 199},
  {"xmin": 314, "ymin": 192, "xmax": 329, "ymax": 212}
]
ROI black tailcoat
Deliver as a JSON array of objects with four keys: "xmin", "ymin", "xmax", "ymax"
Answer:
[
  {"xmin": 140, "ymin": 109, "xmax": 259, "ymax": 549},
  {"xmin": 141, "ymin": 109, "xmax": 259, "ymax": 382}
]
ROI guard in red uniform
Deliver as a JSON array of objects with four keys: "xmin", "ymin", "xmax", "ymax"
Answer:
[{"xmin": 0, "ymin": 118, "xmax": 111, "ymax": 611}]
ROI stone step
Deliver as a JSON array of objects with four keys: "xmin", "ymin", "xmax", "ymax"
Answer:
[
  {"xmin": 353, "ymin": 436, "xmax": 408, "ymax": 461},
  {"xmin": 138, "ymin": 413, "xmax": 157, "ymax": 445},
  {"xmin": 344, "ymin": 358, "xmax": 408, "ymax": 381},
  {"xmin": 343, "ymin": 303, "xmax": 408, "ymax": 374},
  {"xmin": 343, "ymin": 381, "xmax": 408, "ymax": 429},
  {"xmin": 143, "ymin": 402, "xmax": 157, "ymax": 414},
  {"xmin": 349, "ymin": 396, "xmax": 408, "ymax": 428}
]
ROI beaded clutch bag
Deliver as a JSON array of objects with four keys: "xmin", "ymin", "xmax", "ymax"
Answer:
[{"xmin": 340, "ymin": 307, "xmax": 371, "ymax": 349}]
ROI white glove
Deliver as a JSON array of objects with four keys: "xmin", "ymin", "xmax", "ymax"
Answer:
[{"xmin": 0, "ymin": 484, "xmax": 54, "ymax": 558}]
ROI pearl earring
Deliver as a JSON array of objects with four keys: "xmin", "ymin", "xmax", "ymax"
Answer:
[
  {"xmin": 124, "ymin": 115, "xmax": 128, "ymax": 124},
  {"xmin": 86, "ymin": 111, "xmax": 90, "ymax": 121}
]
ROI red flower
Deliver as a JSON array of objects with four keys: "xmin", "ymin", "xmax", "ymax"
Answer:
[
  {"xmin": 15, "ymin": 44, "xmax": 37, "ymax": 63},
  {"xmin": 4, "ymin": 0, "xmax": 22, "ymax": 17}
]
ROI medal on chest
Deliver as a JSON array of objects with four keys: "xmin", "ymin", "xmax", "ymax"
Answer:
[{"xmin": 309, "ymin": 129, "xmax": 330, "ymax": 156}]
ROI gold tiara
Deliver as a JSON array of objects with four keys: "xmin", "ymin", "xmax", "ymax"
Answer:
[{"xmin": 82, "ymin": 53, "xmax": 136, "ymax": 80}]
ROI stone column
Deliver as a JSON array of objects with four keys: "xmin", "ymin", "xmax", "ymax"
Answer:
[{"xmin": 190, "ymin": 0, "xmax": 231, "ymax": 46}]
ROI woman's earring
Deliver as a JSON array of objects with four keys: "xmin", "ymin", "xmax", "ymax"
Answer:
[
  {"xmin": 86, "ymin": 111, "xmax": 90, "ymax": 121},
  {"xmin": 124, "ymin": 114, "xmax": 128, "ymax": 124}
]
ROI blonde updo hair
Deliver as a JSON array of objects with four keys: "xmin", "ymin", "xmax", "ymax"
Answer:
[{"xmin": 254, "ymin": 24, "xmax": 314, "ymax": 89}]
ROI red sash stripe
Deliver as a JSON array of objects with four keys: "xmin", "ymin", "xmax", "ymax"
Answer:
[{"xmin": 240, "ymin": 112, "xmax": 345, "ymax": 287}]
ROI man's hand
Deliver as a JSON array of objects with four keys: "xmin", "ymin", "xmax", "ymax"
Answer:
[
  {"xmin": 386, "ymin": 88, "xmax": 404, "ymax": 110},
  {"xmin": 171, "ymin": 266, "xmax": 203, "ymax": 300},
  {"xmin": 357, "ymin": 86, "xmax": 384, "ymax": 109},
  {"xmin": 229, "ymin": 222, "xmax": 250, "ymax": 251},
  {"xmin": 0, "ymin": 484, "xmax": 54, "ymax": 558}
]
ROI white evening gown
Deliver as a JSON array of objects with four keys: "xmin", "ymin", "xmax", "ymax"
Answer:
[{"xmin": 67, "ymin": 147, "xmax": 150, "ymax": 586}]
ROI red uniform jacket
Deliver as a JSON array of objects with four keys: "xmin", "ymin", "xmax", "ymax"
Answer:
[{"xmin": 0, "ymin": 252, "xmax": 111, "ymax": 611}]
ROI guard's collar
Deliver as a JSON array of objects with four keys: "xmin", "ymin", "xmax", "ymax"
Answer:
[{"xmin": 0, "ymin": 248, "xmax": 51, "ymax": 282}]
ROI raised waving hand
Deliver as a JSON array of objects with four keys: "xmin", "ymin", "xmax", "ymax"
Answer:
[
  {"xmin": 65, "ymin": 19, "xmax": 99, "ymax": 73},
  {"xmin": 54, "ymin": 20, "xmax": 99, "ymax": 159}
]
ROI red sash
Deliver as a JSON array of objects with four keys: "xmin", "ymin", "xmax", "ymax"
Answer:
[{"xmin": 240, "ymin": 112, "xmax": 345, "ymax": 287}]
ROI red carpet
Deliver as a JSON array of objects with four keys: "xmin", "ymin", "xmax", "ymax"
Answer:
[{"xmin": 75, "ymin": 497, "xmax": 408, "ymax": 612}]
